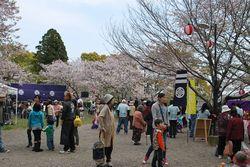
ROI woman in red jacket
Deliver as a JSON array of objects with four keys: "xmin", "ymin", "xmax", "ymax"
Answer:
[
  {"xmin": 226, "ymin": 108, "xmax": 244, "ymax": 157},
  {"xmin": 132, "ymin": 105, "xmax": 147, "ymax": 145}
]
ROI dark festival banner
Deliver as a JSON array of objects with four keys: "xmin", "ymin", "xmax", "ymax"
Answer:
[
  {"xmin": 173, "ymin": 70, "xmax": 188, "ymax": 108},
  {"xmin": 11, "ymin": 83, "xmax": 66, "ymax": 101}
]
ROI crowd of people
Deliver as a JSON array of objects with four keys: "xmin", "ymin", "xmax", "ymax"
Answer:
[{"xmin": 0, "ymin": 90, "xmax": 249, "ymax": 167}]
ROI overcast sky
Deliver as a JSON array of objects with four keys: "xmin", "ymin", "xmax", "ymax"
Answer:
[{"xmin": 16, "ymin": 0, "xmax": 136, "ymax": 60}]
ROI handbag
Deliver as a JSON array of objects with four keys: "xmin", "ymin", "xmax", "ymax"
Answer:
[
  {"xmin": 74, "ymin": 116, "xmax": 83, "ymax": 127},
  {"xmin": 223, "ymin": 140, "xmax": 233, "ymax": 156},
  {"xmin": 93, "ymin": 131, "xmax": 105, "ymax": 166}
]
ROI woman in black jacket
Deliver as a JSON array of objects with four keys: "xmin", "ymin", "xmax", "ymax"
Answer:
[{"xmin": 60, "ymin": 92, "xmax": 75, "ymax": 153}]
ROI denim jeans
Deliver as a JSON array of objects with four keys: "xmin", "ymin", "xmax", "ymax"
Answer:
[
  {"xmin": 190, "ymin": 114, "xmax": 197, "ymax": 137},
  {"xmin": 47, "ymin": 135, "xmax": 54, "ymax": 150},
  {"xmin": 0, "ymin": 126, "xmax": 5, "ymax": 152},
  {"xmin": 116, "ymin": 117, "xmax": 128, "ymax": 134}
]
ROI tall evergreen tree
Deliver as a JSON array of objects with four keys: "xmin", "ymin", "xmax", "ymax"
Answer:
[{"xmin": 36, "ymin": 29, "xmax": 68, "ymax": 65}]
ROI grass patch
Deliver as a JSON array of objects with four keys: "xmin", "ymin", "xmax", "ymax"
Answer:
[
  {"xmin": 2, "ymin": 118, "xmax": 28, "ymax": 130},
  {"xmin": 2, "ymin": 113, "xmax": 93, "ymax": 131}
]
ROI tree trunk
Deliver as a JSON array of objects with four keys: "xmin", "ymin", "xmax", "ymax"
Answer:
[{"xmin": 211, "ymin": 84, "xmax": 220, "ymax": 135}]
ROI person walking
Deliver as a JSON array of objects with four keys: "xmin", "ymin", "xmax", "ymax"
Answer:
[
  {"xmin": 132, "ymin": 105, "xmax": 147, "ymax": 145},
  {"xmin": 151, "ymin": 119, "xmax": 166, "ymax": 167},
  {"xmin": 0, "ymin": 94, "xmax": 10, "ymax": 153},
  {"xmin": 129, "ymin": 101, "xmax": 136, "ymax": 130},
  {"xmin": 143, "ymin": 93, "xmax": 169, "ymax": 165},
  {"xmin": 116, "ymin": 99, "xmax": 130, "ymax": 134},
  {"xmin": 167, "ymin": 100, "xmax": 180, "ymax": 138},
  {"xmin": 98, "ymin": 94, "xmax": 115, "ymax": 167},
  {"xmin": 217, "ymin": 105, "xmax": 231, "ymax": 159},
  {"xmin": 28, "ymin": 103, "xmax": 44, "ymax": 152},
  {"xmin": 60, "ymin": 91, "xmax": 76, "ymax": 154},
  {"xmin": 142, "ymin": 100, "xmax": 154, "ymax": 163},
  {"xmin": 226, "ymin": 108, "xmax": 244, "ymax": 158}
]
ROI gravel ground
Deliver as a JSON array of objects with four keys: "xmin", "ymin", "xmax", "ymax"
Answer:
[{"xmin": 1, "ymin": 125, "xmax": 223, "ymax": 167}]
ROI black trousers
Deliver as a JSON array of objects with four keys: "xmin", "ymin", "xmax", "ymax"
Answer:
[
  {"xmin": 169, "ymin": 120, "xmax": 177, "ymax": 138},
  {"xmin": 132, "ymin": 128, "xmax": 142, "ymax": 143},
  {"xmin": 32, "ymin": 129, "xmax": 41, "ymax": 142},
  {"xmin": 232, "ymin": 140, "xmax": 242, "ymax": 155},
  {"xmin": 61, "ymin": 121, "xmax": 75, "ymax": 151},
  {"xmin": 152, "ymin": 148, "xmax": 163, "ymax": 167},
  {"xmin": 145, "ymin": 130, "xmax": 154, "ymax": 158},
  {"xmin": 217, "ymin": 136, "xmax": 226, "ymax": 156},
  {"xmin": 104, "ymin": 141, "xmax": 113, "ymax": 163},
  {"xmin": 27, "ymin": 129, "xmax": 32, "ymax": 144}
]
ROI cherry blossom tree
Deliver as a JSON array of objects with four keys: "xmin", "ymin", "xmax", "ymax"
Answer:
[
  {"xmin": 108, "ymin": 0, "xmax": 250, "ymax": 113},
  {"xmin": 41, "ymin": 55, "xmax": 145, "ymax": 99},
  {"xmin": 0, "ymin": 58, "xmax": 28, "ymax": 83},
  {"xmin": 0, "ymin": 0, "xmax": 21, "ymax": 57}
]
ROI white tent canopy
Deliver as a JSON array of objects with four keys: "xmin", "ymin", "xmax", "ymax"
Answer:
[{"xmin": 0, "ymin": 83, "xmax": 18, "ymax": 124}]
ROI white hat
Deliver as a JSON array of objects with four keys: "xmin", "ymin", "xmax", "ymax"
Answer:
[
  {"xmin": 221, "ymin": 105, "xmax": 231, "ymax": 113},
  {"xmin": 122, "ymin": 99, "xmax": 126, "ymax": 103},
  {"xmin": 77, "ymin": 99, "xmax": 83, "ymax": 104},
  {"xmin": 103, "ymin": 94, "xmax": 114, "ymax": 104}
]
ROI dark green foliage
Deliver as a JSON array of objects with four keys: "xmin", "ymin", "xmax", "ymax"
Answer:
[{"xmin": 36, "ymin": 29, "xmax": 68, "ymax": 65}]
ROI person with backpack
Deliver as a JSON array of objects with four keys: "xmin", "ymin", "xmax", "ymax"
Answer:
[{"xmin": 151, "ymin": 119, "xmax": 167, "ymax": 167}]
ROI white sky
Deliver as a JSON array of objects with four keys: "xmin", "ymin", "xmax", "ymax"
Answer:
[{"xmin": 16, "ymin": 0, "xmax": 136, "ymax": 59}]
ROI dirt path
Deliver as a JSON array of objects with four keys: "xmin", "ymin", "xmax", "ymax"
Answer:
[{"xmin": 1, "ymin": 125, "xmax": 222, "ymax": 167}]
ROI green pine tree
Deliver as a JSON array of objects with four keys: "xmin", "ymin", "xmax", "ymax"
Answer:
[{"xmin": 36, "ymin": 28, "xmax": 68, "ymax": 65}]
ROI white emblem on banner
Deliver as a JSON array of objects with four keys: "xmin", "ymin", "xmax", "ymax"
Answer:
[
  {"xmin": 49, "ymin": 91, "xmax": 55, "ymax": 96},
  {"xmin": 175, "ymin": 87, "xmax": 185, "ymax": 98},
  {"xmin": 18, "ymin": 89, "xmax": 24, "ymax": 95},
  {"xmin": 34, "ymin": 90, "xmax": 40, "ymax": 95}
]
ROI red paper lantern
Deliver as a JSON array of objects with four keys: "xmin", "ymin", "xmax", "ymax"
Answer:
[
  {"xmin": 239, "ymin": 89, "xmax": 245, "ymax": 95},
  {"xmin": 184, "ymin": 24, "xmax": 193, "ymax": 35},
  {"xmin": 206, "ymin": 40, "xmax": 213, "ymax": 48}
]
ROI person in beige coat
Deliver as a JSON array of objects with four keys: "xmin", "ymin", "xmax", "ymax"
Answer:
[{"xmin": 98, "ymin": 94, "xmax": 115, "ymax": 167}]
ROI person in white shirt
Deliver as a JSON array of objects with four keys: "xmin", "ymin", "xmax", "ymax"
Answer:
[
  {"xmin": 168, "ymin": 100, "xmax": 180, "ymax": 138},
  {"xmin": 198, "ymin": 103, "xmax": 210, "ymax": 119},
  {"xmin": 116, "ymin": 99, "xmax": 130, "ymax": 134}
]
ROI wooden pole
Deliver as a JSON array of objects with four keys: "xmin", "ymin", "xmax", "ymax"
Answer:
[{"xmin": 204, "ymin": 119, "xmax": 208, "ymax": 143}]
